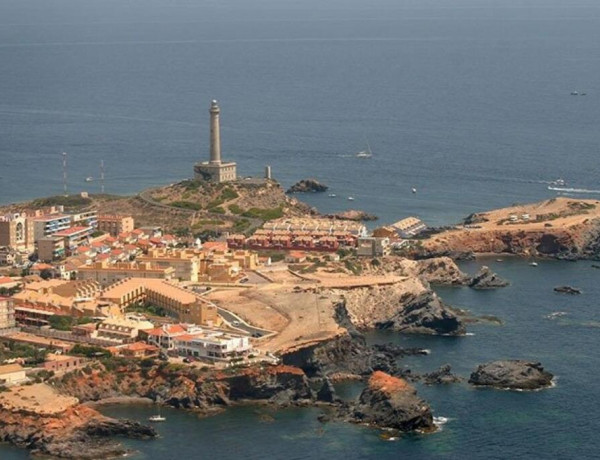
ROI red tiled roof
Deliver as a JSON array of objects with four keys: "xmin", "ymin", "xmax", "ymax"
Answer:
[
  {"xmin": 146, "ymin": 324, "xmax": 187, "ymax": 337},
  {"xmin": 54, "ymin": 226, "xmax": 90, "ymax": 237},
  {"xmin": 77, "ymin": 246, "xmax": 92, "ymax": 253},
  {"xmin": 33, "ymin": 263, "xmax": 53, "ymax": 270},
  {"xmin": 0, "ymin": 276, "xmax": 16, "ymax": 285}
]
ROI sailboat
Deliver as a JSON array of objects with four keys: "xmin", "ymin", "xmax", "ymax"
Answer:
[
  {"xmin": 148, "ymin": 404, "xmax": 166, "ymax": 422},
  {"xmin": 356, "ymin": 140, "xmax": 373, "ymax": 158}
]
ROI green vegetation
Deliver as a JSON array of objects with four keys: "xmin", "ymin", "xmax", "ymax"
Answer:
[
  {"xmin": 206, "ymin": 198, "xmax": 225, "ymax": 209},
  {"xmin": 170, "ymin": 201, "xmax": 202, "ymax": 211},
  {"xmin": 262, "ymin": 251, "xmax": 286, "ymax": 262},
  {"xmin": 193, "ymin": 219, "xmax": 225, "ymax": 229},
  {"xmin": 49, "ymin": 315, "xmax": 95, "ymax": 331},
  {"xmin": 31, "ymin": 195, "xmax": 92, "ymax": 209},
  {"xmin": 228, "ymin": 204, "xmax": 243, "ymax": 215},
  {"xmin": 220, "ymin": 187, "xmax": 239, "ymax": 200},
  {"xmin": 179, "ymin": 179, "xmax": 203, "ymax": 191},
  {"xmin": 242, "ymin": 206, "xmax": 283, "ymax": 221},
  {"xmin": 344, "ymin": 259, "xmax": 362, "ymax": 275},
  {"xmin": 90, "ymin": 230, "xmax": 104, "ymax": 238},
  {"xmin": 209, "ymin": 206, "xmax": 226, "ymax": 214},
  {"xmin": 70, "ymin": 344, "xmax": 112, "ymax": 359},
  {"xmin": 232, "ymin": 218, "xmax": 251, "ymax": 233},
  {"xmin": 125, "ymin": 302, "xmax": 169, "ymax": 317},
  {"xmin": 0, "ymin": 341, "xmax": 49, "ymax": 365},
  {"xmin": 0, "ymin": 286, "xmax": 20, "ymax": 296}
]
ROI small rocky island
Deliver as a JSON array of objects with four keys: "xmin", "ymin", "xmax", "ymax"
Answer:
[
  {"xmin": 352, "ymin": 371, "xmax": 434, "ymax": 432},
  {"xmin": 286, "ymin": 179, "xmax": 328, "ymax": 193},
  {"xmin": 468, "ymin": 266, "xmax": 510, "ymax": 289},
  {"xmin": 469, "ymin": 360, "xmax": 554, "ymax": 390}
]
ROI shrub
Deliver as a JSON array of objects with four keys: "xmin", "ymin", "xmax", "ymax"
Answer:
[
  {"xmin": 170, "ymin": 201, "xmax": 202, "ymax": 211},
  {"xmin": 228, "ymin": 204, "xmax": 243, "ymax": 215}
]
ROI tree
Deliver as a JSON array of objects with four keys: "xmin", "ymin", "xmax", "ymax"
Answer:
[{"xmin": 40, "ymin": 268, "xmax": 53, "ymax": 280}]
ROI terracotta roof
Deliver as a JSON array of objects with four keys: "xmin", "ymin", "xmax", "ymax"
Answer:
[
  {"xmin": 0, "ymin": 276, "xmax": 17, "ymax": 285},
  {"xmin": 77, "ymin": 246, "xmax": 92, "ymax": 253},
  {"xmin": 146, "ymin": 324, "xmax": 187, "ymax": 337},
  {"xmin": 33, "ymin": 263, "xmax": 54, "ymax": 271},
  {"xmin": 53, "ymin": 226, "xmax": 90, "ymax": 237}
]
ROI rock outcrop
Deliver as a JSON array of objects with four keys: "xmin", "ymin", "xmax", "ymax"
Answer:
[
  {"xmin": 286, "ymin": 179, "xmax": 328, "ymax": 194},
  {"xmin": 338, "ymin": 279, "xmax": 465, "ymax": 336},
  {"xmin": 325, "ymin": 210, "xmax": 378, "ymax": 221},
  {"xmin": 468, "ymin": 266, "xmax": 509, "ymax": 289},
  {"xmin": 351, "ymin": 371, "xmax": 434, "ymax": 431},
  {"xmin": 554, "ymin": 285, "xmax": 581, "ymax": 295},
  {"xmin": 0, "ymin": 401, "xmax": 156, "ymax": 459},
  {"xmin": 420, "ymin": 364, "xmax": 463, "ymax": 385},
  {"xmin": 469, "ymin": 360, "xmax": 554, "ymax": 390}
]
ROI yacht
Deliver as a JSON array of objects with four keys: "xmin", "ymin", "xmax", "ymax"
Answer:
[
  {"xmin": 529, "ymin": 262, "xmax": 538, "ymax": 267},
  {"xmin": 356, "ymin": 140, "xmax": 373, "ymax": 158},
  {"xmin": 85, "ymin": 177, "xmax": 93, "ymax": 182},
  {"xmin": 148, "ymin": 405, "xmax": 166, "ymax": 422},
  {"xmin": 347, "ymin": 196, "xmax": 355, "ymax": 201},
  {"xmin": 328, "ymin": 193, "xmax": 337, "ymax": 198},
  {"xmin": 411, "ymin": 188, "xmax": 417, "ymax": 194}
]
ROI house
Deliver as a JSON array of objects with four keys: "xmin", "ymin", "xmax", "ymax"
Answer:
[
  {"xmin": 173, "ymin": 327, "xmax": 251, "ymax": 362},
  {"xmin": 0, "ymin": 363, "xmax": 28, "ymax": 386},
  {"xmin": 108, "ymin": 342, "xmax": 159, "ymax": 359},
  {"xmin": 42, "ymin": 354, "xmax": 85, "ymax": 372}
]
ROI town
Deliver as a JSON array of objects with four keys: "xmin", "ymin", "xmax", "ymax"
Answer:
[{"xmin": 0, "ymin": 101, "xmax": 427, "ymax": 389}]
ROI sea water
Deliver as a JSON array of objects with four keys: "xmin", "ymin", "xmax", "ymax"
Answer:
[{"xmin": 1, "ymin": 1, "xmax": 600, "ymax": 458}]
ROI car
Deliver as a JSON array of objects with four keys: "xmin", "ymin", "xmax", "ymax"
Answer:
[
  {"xmin": 251, "ymin": 332, "xmax": 262, "ymax": 338},
  {"xmin": 232, "ymin": 320, "xmax": 240, "ymax": 326},
  {"xmin": 182, "ymin": 358, "xmax": 191, "ymax": 364}
]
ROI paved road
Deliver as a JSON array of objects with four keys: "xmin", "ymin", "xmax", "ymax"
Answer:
[{"xmin": 217, "ymin": 307, "xmax": 273, "ymax": 338}]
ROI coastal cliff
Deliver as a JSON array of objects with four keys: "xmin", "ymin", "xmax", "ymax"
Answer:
[
  {"xmin": 0, "ymin": 384, "xmax": 156, "ymax": 459},
  {"xmin": 335, "ymin": 278, "xmax": 465, "ymax": 336},
  {"xmin": 423, "ymin": 198, "xmax": 600, "ymax": 260}
]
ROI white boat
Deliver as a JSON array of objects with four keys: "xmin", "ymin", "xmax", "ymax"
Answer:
[
  {"xmin": 411, "ymin": 188, "xmax": 417, "ymax": 194},
  {"xmin": 148, "ymin": 405, "xmax": 166, "ymax": 422},
  {"xmin": 347, "ymin": 196, "xmax": 355, "ymax": 201},
  {"xmin": 550, "ymin": 178, "xmax": 566, "ymax": 186},
  {"xmin": 328, "ymin": 193, "xmax": 337, "ymax": 197},
  {"xmin": 85, "ymin": 177, "xmax": 93, "ymax": 182},
  {"xmin": 356, "ymin": 140, "xmax": 373, "ymax": 158},
  {"xmin": 529, "ymin": 262, "xmax": 538, "ymax": 267}
]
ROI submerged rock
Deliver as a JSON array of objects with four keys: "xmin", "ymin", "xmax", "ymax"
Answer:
[
  {"xmin": 286, "ymin": 179, "xmax": 328, "ymax": 193},
  {"xmin": 421, "ymin": 364, "xmax": 463, "ymax": 385},
  {"xmin": 468, "ymin": 266, "xmax": 509, "ymax": 289},
  {"xmin": 352, "ymin": 371, "xmax": 434, "ymax": 432},
  {"xmin": 468, "ymin": 360, "xmax": 554, "ymax": 390},
  {"xmin": 554, "ymin": 285, "xmax": 581, "ymax": 295}
]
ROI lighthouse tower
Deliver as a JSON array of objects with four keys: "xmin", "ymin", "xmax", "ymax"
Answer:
[{"xmin": 194, "ymin": 100, "xmax": 237, "ymax": 183}]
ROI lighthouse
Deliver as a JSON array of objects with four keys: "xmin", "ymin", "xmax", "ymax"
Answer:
[{"xmin": 194, "ymin": 100, "xmax": 237, "ymax": 183}]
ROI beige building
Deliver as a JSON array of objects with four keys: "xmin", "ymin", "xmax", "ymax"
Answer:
[
  {"xmin": 38, "ymin": 236, "xmax": 66, "ymax": 262},
  {"xmin": 193, "ymin": 100, "xmax": 237, "ymax": 183},
  {"xmin": 357, "ymin": 237, "xmax": 390, "ymax": 257},
  {"xmin": 0, "ymin": 364, "xmax": 27, "ymax": 386},
  {"xmin": 0, "ymin": 296, "xmax": 16, "ymax": 330},
  {"xmin": 77, "ymin": 260, "xmax": 175, "ymax": 286},
  {"xmin": 137, "ymin": 248, "xmax": 200, "ymax": 282},
  {"xmin": 0, "ymin": 213, "xmax": 34, "ymax": 251},
  {"xmin": 95, "ymin": 315, "xmax": 155, "ymax": 343},
  {"xmin": 98, "ymin": 215, "xmax": 134, "ymax": 236},
  {"xmin": 100, "ymin": 278, "xmax": 219, "ymax": 326}
]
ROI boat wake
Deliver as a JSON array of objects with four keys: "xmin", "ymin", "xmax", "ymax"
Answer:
[
  {"xmin": 548, "ymin": 186, "xmax": 600, "ymax": 194},
  {"xmin": 433, "ymin": 416, "xmax": 452, "ymax": 430}
]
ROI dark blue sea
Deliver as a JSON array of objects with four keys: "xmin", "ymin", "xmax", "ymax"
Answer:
[{"xmin": 1, "ymin": 0, "xmax": 600, "ymax": 458}]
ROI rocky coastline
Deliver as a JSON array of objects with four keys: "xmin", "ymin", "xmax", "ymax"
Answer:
[{"xmin": 286, "ymin": 179, "xmax": 328, "ymax": 194}]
